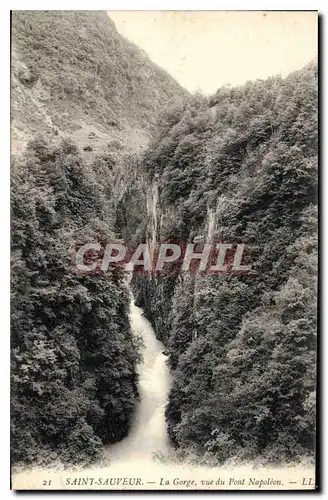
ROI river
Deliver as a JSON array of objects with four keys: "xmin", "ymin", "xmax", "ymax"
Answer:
[{"xmin": 105, "ymin": 294, "xmax": 171, "ymax": 462}]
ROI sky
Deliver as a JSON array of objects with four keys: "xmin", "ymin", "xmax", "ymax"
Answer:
[{"xmin": 108, "ymin": 11, "xmax": 318, "ymax": 94}]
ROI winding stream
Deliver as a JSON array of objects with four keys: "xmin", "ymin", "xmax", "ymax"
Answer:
[{"xmin": 105, "ymin": 294, "xmax": 171, "ymax": 462}]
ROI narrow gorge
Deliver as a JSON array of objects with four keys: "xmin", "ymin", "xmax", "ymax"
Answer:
[{"xmin": 11, "ymin": 10, "xmax": 317, "ymax": 478}]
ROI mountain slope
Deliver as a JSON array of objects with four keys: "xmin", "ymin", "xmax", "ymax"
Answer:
[{"xmin": 11, "ymin": 10, "xmax": 188, "ymax": 157}]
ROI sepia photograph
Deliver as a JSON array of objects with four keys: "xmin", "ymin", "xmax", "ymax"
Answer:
[{"xmin": 10, "ymin": 7, "xmax": 318, "ymax": 491}]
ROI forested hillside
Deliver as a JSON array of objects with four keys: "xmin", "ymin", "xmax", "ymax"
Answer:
[
  {"xmin": 133, "ymin": 62, "xmax": 318, "ymax": 463},
  {"xmin": 11, "ymin": 139, "xmax": 143, "ymax": 466},
  {"xmin": 10, "ymin": 11, "xmax": 187, "ymax": 468}
]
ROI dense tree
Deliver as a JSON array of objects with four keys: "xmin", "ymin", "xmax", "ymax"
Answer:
[
  {"xmin": 11, "ymin": 139, "xmax": 140, "ymax": 467},
  {"xmin": 134, "ymin": 62, "xmax": 317, "ymax": 463}
]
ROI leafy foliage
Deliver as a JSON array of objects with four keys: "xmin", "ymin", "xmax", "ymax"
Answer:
[
  {"xmin": 11, "ymin": 139, "xmax": 140, "ymax": 467},
  {"xmin": 134, "ymin": 63, "xmax": 318, "ymax": 463}
]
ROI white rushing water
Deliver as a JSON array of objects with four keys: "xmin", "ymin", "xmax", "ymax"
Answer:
[{"xmin": 105, "ymin": 294, "xmax": 171, "ymax": 462}]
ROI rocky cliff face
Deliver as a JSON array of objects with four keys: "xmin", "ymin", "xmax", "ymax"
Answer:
[{"xmin": 11, "ymin": 10, "xmax": 189, "ymax": 232}]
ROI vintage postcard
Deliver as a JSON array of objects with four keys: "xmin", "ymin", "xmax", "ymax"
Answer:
[{"xmin": 10, "ymin": 9, "xmax": 318, "ymax": 491}]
